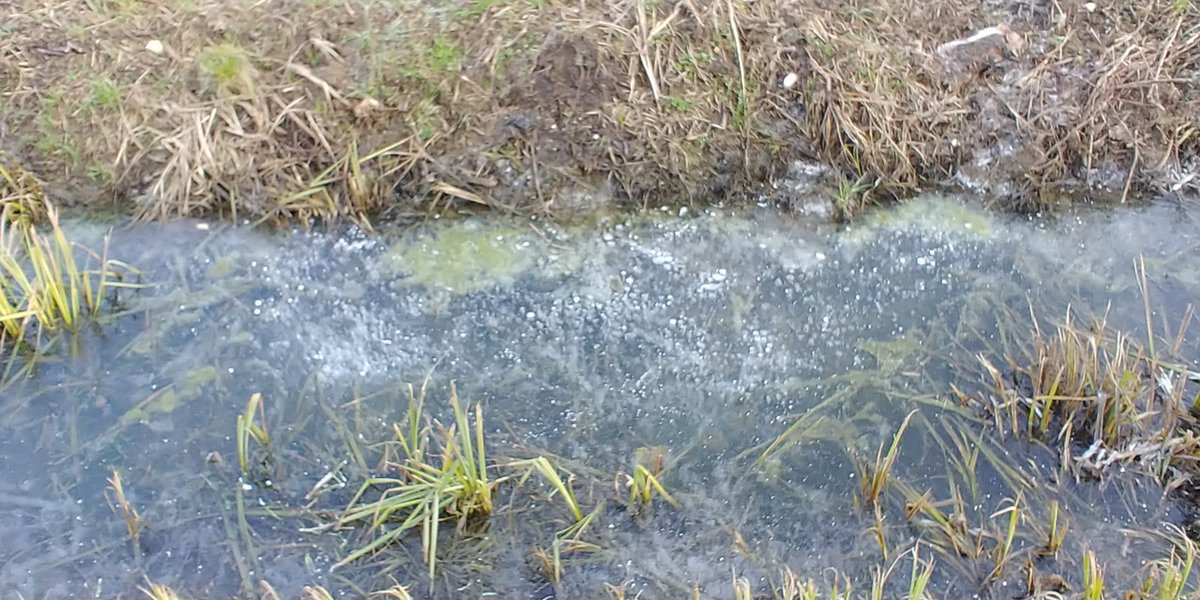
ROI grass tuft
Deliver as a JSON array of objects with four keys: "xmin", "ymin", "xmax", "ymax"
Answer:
[
  {"xmin": 89, "ymin": 78, "xmax": 121, "ymax": 111},
  {"xmin": 0, "ymin": 199, "xmax": 140, "ymax": 341},
  {"xmin": 626, "ymin": 464, "xmax": 680, "ymax": 511},
  {"xmin": 963, "ymin": 306, "xmax": 1200, "ymax": 483},
  {"xmin": 623, "ymin": 446, "xmax": 681, "ymax": 513},
  {"xmin": 198, "ymin": 43, "xmax": 257, "ymax": 95},
  {"xmin": 1139, "ymin": 531, "xmax": 1196, "ymax": 600},
  {"xmin": 333, "ymin": 382, "xmax": 498, "ymax": 579}
]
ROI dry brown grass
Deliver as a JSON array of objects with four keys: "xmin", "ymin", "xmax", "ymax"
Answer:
[
  {"xmin": 0, "ymin": 0, "xmax": 1196, "ymax": 223},
  {"xmin": 0, "ymin": 0, "xmax": 809, "ymax": 223},
  {"xmin": 800, "ymin": 0, "xmax": 1199, "ymax": 217},
  {"xmin": 800, "ymin": 1, "xmax": 974, "ymax": 218},
  {"xmin": 1, "ymin": 162, "xmax": 46, "ymax": 224},
  {"xmin": 961, "ymin": 307, "xmax": 1200, "ymax": 489},
  {"xmin": 1015, "ymin": 0, "xmax": 1200, "ymax": 206}
]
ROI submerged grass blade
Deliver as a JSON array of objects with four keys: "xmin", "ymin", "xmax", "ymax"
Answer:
[
  {"xmin": 755, "ymin": 412, "xmax": 827, "ymax": 467},
  {"xmin": 106, "ymin": 468, "xmax": 143, "ymax": 555},
  {"xmin": 908, "ymin": 546, "xmax": 935, "ymax": 600},
  {"xmin": 861, "ymin": 411, "xmax": 915, "ymax": 509},
  {"xmin": 1083, "ymin": 550, "xmax": 1104, "ymax": 600},
  {"xmin": 511, "ymin": 456, "xmax": 584, "ymax": 522},
  {"xmin": 988, "ymin": 493, "xmax": 1021, "ymax": 581},
  {"xmin": 236, "ymin": 393, "xmax": 270, "ymax": 475},
  {"xmin": 1044, "ymin": 500, "xmax": 1067, "ymax": 555}
]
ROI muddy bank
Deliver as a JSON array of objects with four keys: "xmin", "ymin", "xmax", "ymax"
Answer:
[{"xmin": 1, "ymin": 0, "xmax": 1197, "ymax": 223}]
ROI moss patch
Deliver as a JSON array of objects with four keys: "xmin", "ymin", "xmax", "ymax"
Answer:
[{"xmin": 381, "ymin": 221, "xmax": 539, "ymax": 295}]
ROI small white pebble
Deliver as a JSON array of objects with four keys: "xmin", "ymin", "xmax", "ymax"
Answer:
[
  {"xmin": 782, "ymin": 72, "xmax": 799, "ymax": 90},
  {"xmin": 1083, "ymin": 2, "xmax": 1096, "ymax": 11},
  {"xmin": 145, "ymin": 39, "xmax": 164, "ymax": 54}
]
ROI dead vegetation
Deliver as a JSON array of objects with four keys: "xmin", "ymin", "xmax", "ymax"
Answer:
[
  {"xmin": 968, "ymin": 311, "xmax": 1199, "ymax": 484},
  {"xmin": 0, "ymin": 0, "xmax": 1197, "ymax": 224},
  {"xmin": 802, "ymin": 0, "xmax": 1200, "ymax": 217},
  {"xmin": 958, "ymin": 280, "xmax": 1200, "ymax": 492}
]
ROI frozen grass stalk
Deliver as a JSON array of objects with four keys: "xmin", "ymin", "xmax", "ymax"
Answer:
[
  {"xmin": 236, "ymin": 393, "xmax": 270, "ymax": 475},
  {"xmin": 107, "ymin": 468, "xmax": 144, "ymax": 555},
  {"xmin": 1082, "ymin": 550, "xmax": 1104, "ymax": 600},
  {"xmin": 860, "ymin": 410, "xmax": 915, "ymax": 509}
]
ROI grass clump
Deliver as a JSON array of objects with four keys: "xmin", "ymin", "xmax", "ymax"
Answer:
[
  {"xmin": 328, "ymin": 379, "xmax": 687, "ymax": 584},
  {"xmin": 1138, "ymin": 534, "xmax": 1196, "ymax": 599},
  {"xmin": 625, "ymin": 464, "xmax": 679, "ymax": 511},
  {"xmin": 621, "ymin": 445, "xmax": 680, "ymax": 512},
  {"xmin": 333, "ymin": 382, "xmax": 497, "ymax": 579},
  {"xmin": 0, "ymin": 199, "xmax": 139, "ymax": 341},
  {"xmin": 198, "ymin": 43, "xmax": 257, "ymax": 95},
  {"xmin": 966, "ymin": 309, "xmax": 1198, "ymax": 481}
]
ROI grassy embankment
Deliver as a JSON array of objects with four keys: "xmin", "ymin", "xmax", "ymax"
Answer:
[{"xmin": 0, "ymin": 0, "xmax": 1196, "ymax": 225}]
